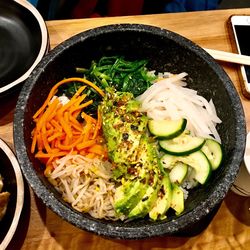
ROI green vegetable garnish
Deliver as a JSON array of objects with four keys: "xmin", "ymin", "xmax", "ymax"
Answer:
[{"xmin": 76, "ymin": 56, "xmax": 156, "ymax": 97}]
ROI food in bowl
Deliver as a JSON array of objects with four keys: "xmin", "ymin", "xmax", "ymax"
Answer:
[
  {"xmin": 14, "ymin": 24, "xmax": 246, "ymax": 239},
  {"xmin": 0, "ymin": 174, "xmax": 10, "ymax": 221},
  {"xmin": 30, "ymin": 56, "xmax": 223, "ymax": 221},
  {"xmin": 0, "ymin": 138, "xmax": 24, "ymax": 249}
]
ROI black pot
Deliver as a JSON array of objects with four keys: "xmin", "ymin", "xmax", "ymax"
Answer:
[{"xmin": 0, "ymin": 0, "xmax": 49, "ymax": 97}]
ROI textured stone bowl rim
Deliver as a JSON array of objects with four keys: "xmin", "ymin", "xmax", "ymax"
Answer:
[{"xmin": 13, "ymin": 24, "xmax": 246, "ymax": 239}]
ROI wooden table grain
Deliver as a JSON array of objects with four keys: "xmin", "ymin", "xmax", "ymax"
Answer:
[{"xmin": 1, "ymin": 8, "xmax": 250, "ymax": 250}]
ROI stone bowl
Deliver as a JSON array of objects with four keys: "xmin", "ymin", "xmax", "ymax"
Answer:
[{"xmin": 13, "ymin": 24, "xmax": 246, "ymax": 239}]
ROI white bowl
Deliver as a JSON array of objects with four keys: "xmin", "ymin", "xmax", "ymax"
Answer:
[{"xmin": 0, "ymin": 139, "xmax": 24, "ymax": 249}]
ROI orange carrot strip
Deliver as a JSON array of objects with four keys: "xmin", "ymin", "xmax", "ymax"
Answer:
[
  {"xmin": 76, "ymin": 139, "xmax": 97, "ymax": 150},
  {"xmin": 46, "ymin": 122, "xmax": 53, "ymax": 130},
  {"xmin": 70, "ymin": 100, "xmax": 93, "ymax": 113},
  {"xmin": 57, "ymin": 135, "xmax": 84, "ymax": 150},
  {"xmin": 59, "ymin": 116, "xmax": 72, "ymax": 139},
  {"xmin": 57, "ymin": 95, "xmax": 79, "ymax": 118},
  {"xmin": 71, "ymin": 85, "xmax": 87, "ymax": 101},
  {"xmin": 86, "ymin": 153, "xmax": 96, "ymax": 159},
  {"xmin": 33, "ymin": 77, "xmax": 104, "ymax": 119},
  {"xmin": 88, "ymin": 145, "xmax": 106, "ymax": 156},
  {"xmin": 35, "ymin": 97, "xmax": 60, "ymax": 130},
  {"xmin": 50, "ymin": 119, "xmax": 63, "ymax": 132},
  {"xmin": 69, "ymin": 116, "xmax": 83, "ymax": 132},
  {"xmin": 64, "ymin": 111, "xmax": 70, "ymax": 126},
  {"xmin": 36, "ymin": 97, "xmax": 60, "ymax": 131},
  {"xmin": 46, "ymin": 128, "xmax": 54, "ymax": 137},
  {"xmin": 92, "ymin": 107, "xmax": 102, "ymax": 139},
  {"xmin": 35, "ymin": 151, "xmax": 69, "ymax": 158},
  {"xmin": 47, "ymin": 132, "xmax": 64, "ymax": 142},
  {"xmin": 41, "ymin": 131, "xmax": 51, "ymax": 153},
  {"xmin": 50, "ymin": 148, "xmax": 60, "ymax": 153},
  {"xmin": 74, "ymin": 94, "xmax": 87, "ymax": 107},
  {"xmin": 81, "ymin": 111, "xmax": 97, "ymax": 124},
  {"xmin": 31, "ymin": 128, "xmax": 38, "ymax": 154},
  {"xmin": 69, "ymin": 77, "xmax": 105, "ymax": 97},
  {"xmin": 79, "ymin": 150, "xmax": 87, "ymax": 156},
  {"xmin": 51, "ymin": 139, "xmax": 56, "ymax": 149},
  {"xmin": 47, "ymin": 105, "xmax": 61, "ymax": 122},
  {"xmin": 31, "ymin": 77, "xmax": 107, "ymax": 166},
  {"xmin": 33, "ymin": 80, "xmax": 74, "ymax": 119},
  {"xmin": 37, "ymin": 132, "xmax": 44, "ymax": 151},
  {"xmin": 82, "ymin": 121, "xmax": 94, "ymax": 141}
]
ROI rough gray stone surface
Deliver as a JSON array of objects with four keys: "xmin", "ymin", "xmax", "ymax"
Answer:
[{"xmin": 13, "ymin": 24, "xmax": 246, "ymax": 239}]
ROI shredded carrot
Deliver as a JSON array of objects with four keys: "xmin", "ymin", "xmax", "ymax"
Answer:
[
  {"xmin": 31, "ymin": 128, "xmax": 38, "ymax": 153},
  {"xmin": 85, "ymin": 152, "xmax": 97, "ymax": 159},
  {"xmin": 70, "ymin": 100, "xmax": 93, "ymax": 113},
  {"xmin": 59, "ymin": 116, "xmax": 73, "ymax": 139},
  {"xmin": 88, "ymin": 144, "xmax": 107, "ymax": 157},
  {"xmin": 92, "ymin": 107, "xmax": 102, "ymax": 139},
  {"xmin": 35, "ymin": 151, "xmax": 68, "ymax": 158},
  {"xmin": 47, "ymin": 132, "xmax": 64, "ymax": 142},
  {"xmin": 57, "ymin": 135, "xmax": 84, "ymax": 150},
  {"xmin": 33, "ymin": 77, "xmax": 104, "ymax": 119},
  {"xmin": 50, "ymin": 119, "xmax": 63, "ymax": 132},
  {"xmin": 81, "ymin": 111, "xmax": 97, "ymax": 124},
  {"xmin": 69, "ymin": 117, "xmax": 83, "ymax": 132},
  {"xmin": 76, "ymin": 139, "xmax": 97, "ymax": 150},
  {"xmin": 31, "ymin": 77, "xmax": 107, "ymax": 167}
]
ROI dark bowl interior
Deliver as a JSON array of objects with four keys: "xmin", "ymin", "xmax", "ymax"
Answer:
[
  {"xmin": 0, "ymin": 148, "xmax": 17, "ymax": 241},
  {"xmin": 0, "ymin": 1, "xmax": 41, "ymax": 86},
  {"xmin": 14, "ymin": 24, "xmax": 246, "ymax": 239},
  {"xmin": 0, "ymin": 139, "xmax": 24, "ymax": 248},
  {"xmin": 0, "ymin": 0, "xmax": 49, "ymax": 97}
]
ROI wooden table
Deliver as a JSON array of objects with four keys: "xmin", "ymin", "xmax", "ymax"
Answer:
[{"xmin": 1, "ymin": 8, "xmax": 250, "ymax": 250}]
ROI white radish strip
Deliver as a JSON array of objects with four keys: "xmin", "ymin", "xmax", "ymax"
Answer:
[{"xmin": 138, "ymin": 72, "xmax": 222, "ymax": 142}]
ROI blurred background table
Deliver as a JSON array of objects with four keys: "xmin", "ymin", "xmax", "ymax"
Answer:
[{"xmin": 1, "ymin": 7, "xmax": 250, "ymax": 250}]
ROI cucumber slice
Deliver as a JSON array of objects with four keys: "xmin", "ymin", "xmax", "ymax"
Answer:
[
  {"xmin": 169, "ymin": 162, "xmax": 188, "ymax": 184},
  {"xmin": 160, "ymin": 151, "xmax": 211, "ymax": 184},
  {"xmin": 201, "ymin": 139, "xmax": 223, "ymax": 170},
  {"xmin": 160, "ymin": 154, "xmax": 178, "ymax": 170},
  {"xmin": 180, "ymin": 151, "xmax": 211, "ymax": 184},
  {"xmin": 148, "ymin": 118, "xmax": 187, "ymax": 139},
  {"xmin": 159, "ymin": 133, "xmax": 205, "ymax": 156},
  {"xmin": 181, "ymin": 167, "xmax": 199, "ymax": 189}
]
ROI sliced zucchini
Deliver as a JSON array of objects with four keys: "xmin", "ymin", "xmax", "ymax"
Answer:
[
  {"xmin": 201, "ymin": 139, "xmax": 223, "ymax": 170},
  {"xmin": 160, "ymin": 154, "xmax": 178, "ymax": 170},
  {"xmin": 169, "ymin": 162, "xmax": 188, "ymax": 184},
  {"xmin": 180, "ymin": 151, "xmax": 211, "ymax": 184},
  {"xmin": 160, "ymin": 151, "xmax": 211, "ymax": 185},
  {"xmin": 170, "ymin": 184, "xmax": 184, "ymax": 215},
  {"xmin": 148, "ymin": 118, "xmax": 187, "ymax": 139},
  {"xmin": 181, "ymin": 167, "xmax": 199, "ymax": 189},
  {"xmin": 159, "ymin": 133, "xmax": 205, "ymax": 156}
]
